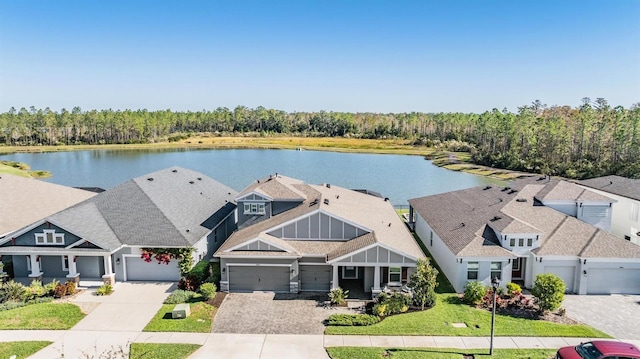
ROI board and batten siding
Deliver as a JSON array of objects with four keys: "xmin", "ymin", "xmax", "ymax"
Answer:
[{"xmin": 268, "ymin": 212, "xmax": 368, "ymax": 240}]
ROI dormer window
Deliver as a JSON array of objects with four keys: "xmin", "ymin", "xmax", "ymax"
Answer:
[
  {"xmin": 35, "ymin": 229, "xmax": 64, "ymax": 245},
  {"xmin": 244, "ymin": 202, "xmax": 266, "ymax": 215}
]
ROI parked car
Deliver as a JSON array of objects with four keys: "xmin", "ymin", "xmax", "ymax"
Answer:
[{"xmin": 556, "ymin": 340, "xmax": 640, "ymax": 359}]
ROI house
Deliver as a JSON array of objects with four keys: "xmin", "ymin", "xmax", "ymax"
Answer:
[
  {"xmin": 0, "ymin": 167, "xmax": 238, "ymax": 285},
  {"xmin": 408, "ymin": 179, "xmax": 640, "ymax": 295},
  {"xmin": 214, "ymin": 174, "xmax": 424, "ymax": 297},
  {"xmin": 0, "ymin": 174, "xmax": 97, "ymax": 239},
  {"xmin": 577, "ymin": 175, "xmax": 640, "ymax": 245}
]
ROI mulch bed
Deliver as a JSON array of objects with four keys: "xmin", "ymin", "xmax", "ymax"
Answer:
[{"xmin": 208, "ymin": 291, "xmax": 226, "ymax": 308}]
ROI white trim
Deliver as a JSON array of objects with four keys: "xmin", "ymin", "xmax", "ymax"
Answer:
[
  {"xmin": 65, "ymin": 239, "xmax": 102, "ymax": 249},
  {"xmin": 0, "ymin": 249, "xmax": 111, "ymax": 256},
  {"xmin": 1, "ymin": 219, "xmax": 74, "ymax": 245},
  {"xmin": 327, "ymin": 242, "xmax": 419, "ymax": 264},
  {"xmin": 224, "ymin": 237, "xmax": 293, "ymax": 253},
  {"xmin": 298, "ymin": 262, "xmax": 330, "ymax": 266},
  {"xmin": 216, "ymin": 255, "xmax": 300, "ymax": 259},
  {"xmin": 235, "ymin": 191, "xmax": 273, "ymax": 202},
  {"xmin": 226, "ymin": 263, "xmax": 292, "ymax": 267},
  {"xmin": 265, "ymin": 209, "xmax": 372, "ymax": 240},
  {"xmin": 388, "ymin": 266, "xmax": 402, "ymax": 285},
  {"xmin": 121, "ymin": 254, "xmax": 139, "ymax": 282}
]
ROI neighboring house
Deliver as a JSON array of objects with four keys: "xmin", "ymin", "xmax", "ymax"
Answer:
[
  {"xmin": 215, "ymin": 174, "xmax": 424, "ymax": 298},
  {"xmin": 408, "ymin": 179, "xmax": 640, "ymax": 295},
  {"xmin": 0, "ymin": 174, "xmax": 97, "ymax": 239},
  {"xmin": 577, "ymin": 175, "xmax": 640, "ymax": 245},
  {"xmin": 0, "ymin": 167, "xmax": 238, "ymax": 285}
]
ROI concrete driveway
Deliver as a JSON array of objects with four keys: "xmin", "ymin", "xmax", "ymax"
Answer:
[
  {"xmin": 70, "ymin": 281, "xmax": 176, "ymax": 332},
  {"xmin": 212, "ymin": 292, "xmax": 355, "ymax": 334},
  {"xmin": 563, "ymin": 294, "xmax": 640, "ymax": 340}
]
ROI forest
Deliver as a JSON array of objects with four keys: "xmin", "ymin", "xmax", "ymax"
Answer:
[{"xmin": 0, "ymin": 98, "xmax": 638, "ymax": 179}]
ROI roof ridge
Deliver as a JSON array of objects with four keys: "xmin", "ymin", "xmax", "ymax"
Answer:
[
  {"xmin": 578, "ymin": 228, "xmax": 601, "ymax": 257},
  {"xmin": 538, "ymin": 216, "xmax": 568, "ymax": 248}
]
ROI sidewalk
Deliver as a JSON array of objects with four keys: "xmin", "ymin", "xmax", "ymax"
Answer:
[{"xmin": 2, "ymin": 330, "xmax": 640, "ymax": 359}]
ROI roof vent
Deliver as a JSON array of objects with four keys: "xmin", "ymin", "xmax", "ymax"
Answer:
[
  {"xmin": 483, "ymin": 186, "xmax": 492, "ymax": 190},
  {"xmin": 257, "ymin": 180, "xmax": 260, "ymax": 183},
  {"xmin": 172, "ymin": 169, "xmax": 177, "ymax": 173},
  {"xmin": 326, "ymin": 183, "xmax": 331, "ymax": 188},
  {"xmin": 490, "ymin": 216, "xmax": 502, "ymax": 222},
  {"xmin": 501, "ymin": 187, "xmax": 511, "ymax": 192},
  {"xmin": 336, "ymin": 195, "xmax": 340, "ymax": 199},
  {"xmin": 384, "ymin": 197, "xmax": 389, "ymax": 201},
  {"xmin": 186, "ymin": 229, "xmax": 190, "ymax": 232},
  {"xmin": 147, "ymin": 178, "xmax": 154, "ymax": 181},
  {"xmin": 189, "ymin": 181, "xmax": 194, "ymax": 184},
  {"xmin": 324, "ymin": 199, "xmax": 329, "ymax": 205},
  {"xmin": 309, "ymin": 199, "xmax": 318, "ymax": 206},
  {"xmin": 508, "ymin": 189, "xmax": 518, "ymax": 194},
  {"xmin": 516, "ymin": 198, "xmax": 528, "ymax": 202},
  {"xmin": 197, "ymin": 177, "xmax": 202, "ymax": 181}
]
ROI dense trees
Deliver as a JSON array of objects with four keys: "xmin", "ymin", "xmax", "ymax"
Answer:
[{"xmin": 0, "ymin": 98, "xmax": 638, "ymax": 179}]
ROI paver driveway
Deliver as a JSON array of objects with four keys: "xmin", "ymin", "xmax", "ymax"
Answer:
[
  {"xmin": 563, "ymin": 294, "xmax": 640, "ymax": 340},
  {"xmin": 212, "ymin": 292, "xmax": 354, "ymax": 334}
]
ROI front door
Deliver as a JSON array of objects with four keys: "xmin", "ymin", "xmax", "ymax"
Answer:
[{"xmin": 511, "ymin": 258, "xmax": 523, "ymax": 280}]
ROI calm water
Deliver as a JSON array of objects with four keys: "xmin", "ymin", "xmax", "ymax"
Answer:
[{"xmin": 1, "ymin": 149, "xmax": 501, "ymax": 205}]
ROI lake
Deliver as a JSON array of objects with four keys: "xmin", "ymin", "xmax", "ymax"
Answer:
[{"xmin": 1, "ymin": 149, "xmax": 502, "ymax": 205}]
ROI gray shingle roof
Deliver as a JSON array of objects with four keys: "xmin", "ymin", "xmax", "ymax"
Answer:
[
  {"xmin": 532, "ymin": 179, "xmax": 613, "ymax": 203},
  {"xmin": 577, "ymin": 175, "xmax": 640, "ymax": 201},
  {"xmin": 236, "ymin": 174, "xmax": 306, "ymax": 201},
  {"xmin": 0, "ymin": 174, "xmax": 96, "ymax": 237}
]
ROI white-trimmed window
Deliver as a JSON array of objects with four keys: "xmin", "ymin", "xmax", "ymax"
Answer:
[
  {"xmin": 491, "ymin": 262, "xmax": 502, "ymax": 280},
  {"xmin": 342, "ymin": 266, "xmax": 358, "ymax": 279},
  {"xmin": 512, "ymin": 258, "xmax": 520, "ymax": 271},
  {"xmin": 35, "ymin": 230, "xmax": 64, "ymax": 245},
  {"xmin": 389, "ymin": 267, "xmax": 401, "ymax": 284},
  {"xmin": 509, "ymin": 238, "xmax": 515, "ymax": 246},
  {"xmin": 527, "ymin": 238, "xmax": 533, "ymax": 246},
  {"xmin": 62, "ymin": 256, "xmax": 69, "ymax": 271},
  {"xmin": 467, "ymin": 262, "xmax": 479, "ymax": 280},
  {"xmin": 243, "ymin": 202, "xmax": 266, "ymax": 215},
  {"xmin": 518, "ymin": 238, "xmax": 524, "ymax": 247}
]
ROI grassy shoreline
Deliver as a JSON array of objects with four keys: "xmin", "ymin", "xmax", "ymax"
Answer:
[{"xmin": 0, "ymin": 136, "xmax": 530, "ymax": 180}]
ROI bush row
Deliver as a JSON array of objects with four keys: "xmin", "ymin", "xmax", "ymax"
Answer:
[{"xmin": 327, "ymin": 314, "xmax": 380, "ymax": 326}]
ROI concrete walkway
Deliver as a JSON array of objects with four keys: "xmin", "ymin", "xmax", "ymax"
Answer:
[{"xmin": 2, "ymin": 330, "xmax": 640, "ymax": 359}]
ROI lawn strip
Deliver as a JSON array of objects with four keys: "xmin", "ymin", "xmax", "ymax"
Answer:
[
  {"xmin": 142, "ymin": 302, "xmax": 215, "ymax": 333},
  {"xmin": 0, "ymin": 341, "xmax": 52, "ymax": 359},
  {"xmin": 129, "ymin": 343, "xmax": 201, "ymax": 359},
  {"xmin": 326, "ymin": 347, "xmax": 557, "ymax": 359},
  {"xmin": 0, "ymin": 303, "xmax": 85, "ymax": 330}
]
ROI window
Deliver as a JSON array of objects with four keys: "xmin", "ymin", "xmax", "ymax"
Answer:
[
  {"xmin": 389, "ymin": 267, "xmax": 401, "ymax": 284},
  {"xmin": 35, "ymin": 230, "xmax": 64, "ymax": 245},
  {"xmin": 518, "ymin": 238, "xmax": 524, "ymax": 247},
  {"xmin": 527, "ymin": 238, "xmax": 533, "ymax": 246},
  {"xmin": 467, "ymin": 262, "xmax": 479, "ymax": 280},
  {"xmin": 62, "ymin": 256, "xmax": 69, "ymax": 271},
  {"xmin": 631, "ymin": 203, "xmax": 639, "ymax": 222},
  {"xmin": 491, "ymin": 262, "xmax": 502, "ymax": 280},
  {"xmin": 243, "ymin": 202, "xmax": 266, "ymax": 215},
  {"xmin": 509, "ymin": 238, "xmax": 515, "ymax": 246},
  {"xmin": 342, "ymin": 266, "xmax": 358, "ymax": 279},
  {"xmin": 512, "ymin": 258, "xmax": 520, "ymax": 271}
]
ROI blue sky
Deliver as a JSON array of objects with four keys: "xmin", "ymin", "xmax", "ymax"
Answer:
[{"xmin": 1, "ymin": 0, "xmax": 638, "ymax": 113}]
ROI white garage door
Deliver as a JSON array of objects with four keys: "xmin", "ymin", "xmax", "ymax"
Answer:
[
  {"xmin": 587, "ymin": 268, "xmax": 640, "ymax": 294},
  {"xmin": 545, "ymin": 266, "xmax": 575, "ymax": 293},
  {"xmin": 125, "ymin": 257, "xmax": 181, "ymax": 281},
  {"xmin": 228, "ymin": 266, "xmax": 290, "ymax": 292}
]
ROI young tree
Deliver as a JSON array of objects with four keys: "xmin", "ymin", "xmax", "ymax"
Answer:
[
  {"xmin": 531, "ymin": 273, "xmax": 566, "ymax": 313},
  {"xmin": 408, "ymin": 258, "xmax": 439, "ymax": 310}
]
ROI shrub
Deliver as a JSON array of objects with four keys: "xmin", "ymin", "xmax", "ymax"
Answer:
[
  {"xmin": 506, "ymin": 282, "xmax": 522, "ymax": 297},
  {"xmin": 207, "ymin": 263, "xmax": 221, "ymax": 286},
  {"xmin": 373, "ymin": 291, "xmax": 413, "ymax": 316},
  {"xmin": 372, "ymin": 303, "xmax": 387, "ymax": 317},
  {"xmin": 531, "ymin": 273, "xmax": 565, "ymax": 312},
  {"xmin": 408, "ymin": 258, "xmax": 439, "ymax": 310},
  {"xmin": 328, "ymin": 287, "xmax": 349, "ymax": 305},
  {"xmin": 65, "ymin": 281, "xmax": 76, "ymax": 295},
  {"xmin": 164, "ymin": 289, "xmax": 198, "ymax": 304},
  {"xmin": 463, "ymin": 281, "xmax": 487, "ymax": 305},
  {"xmin": 0, "ymin": 280, "xmax": 27, "ymax": 303},
  {"xmin": 43, "ymin": 279, "xmax": 59, "ymax": 296},
  {"xmin": 24, "ymin": 280, "xmax": 46, "ymax": 301},
  {"xmin": 178, "ymin": 274, "xmax": 201, "ymax": 292},
  {"xmin": 53, "ymin": 283, "xmax": 67, "ymax": 298},
  {"xmin": 327, "ymin": 314, "xmax": 380, "ymax": 326},
  {"xmin": 199, "ymin": 283, "xmax": 216, "ymax": 301},
  {"xmin": 96, "ymin": 284, "xmax": 113, "ymax": 296}
]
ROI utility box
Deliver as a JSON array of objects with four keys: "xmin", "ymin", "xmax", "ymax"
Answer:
[{"xmin": 171, "ymin": 303, "xmax": 191, "ymax": 319}]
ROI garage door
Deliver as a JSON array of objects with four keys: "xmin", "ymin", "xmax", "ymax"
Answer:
[
  {"xmin": 300, "ymin": 265, "xmax": 331, "ymax": 291},
  {"xmin": 125, "ymin": 257, "xmax": 181, "ymax": 281},
  {"xmin": 228, "ymin": 266, "xmax": 290, "ymax": 292},
  {"xmin": 587, "ymin": 268, "xmax": 640, "ymax": 294},
  {"xmin": 545, "ymin": 266, "xmax": 575, "ymax": 293}
]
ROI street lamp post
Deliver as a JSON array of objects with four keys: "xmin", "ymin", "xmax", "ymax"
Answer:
[{"xmin": 490, "ymin": 276, "xmax": 500, "ymax": 355}]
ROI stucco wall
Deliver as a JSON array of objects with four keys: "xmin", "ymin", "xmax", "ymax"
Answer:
[{"xmin": 414, "ymin": 214, "xmax": 459, "ymax": 290}]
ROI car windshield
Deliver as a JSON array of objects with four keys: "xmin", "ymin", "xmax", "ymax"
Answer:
[{"xmin": 575, "ymin": 343, "xmax": 603, "ymax": 359}]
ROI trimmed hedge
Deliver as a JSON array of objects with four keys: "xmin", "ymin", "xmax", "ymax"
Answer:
[{"xmin": 327, "ymin": 314, "xmax": 380, "ymax": 326}]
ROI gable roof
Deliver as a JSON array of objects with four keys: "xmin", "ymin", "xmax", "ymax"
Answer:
[
  {"xmin": 577, "ymin": 175, "xmax": 640, "ymax": 201},
  {"xmin": 531, "ymin": 179, "xmax": 613, "ymax": 203},
  {"xmin": 5, "ymin": 167, "xmax": 238, "ymax": 251},
  {"xmin": 217, "ymin": 176, "xmax": 424, "ymax": 261},
  {"xmin": 0, "ymin": 174, "xmax": 97, "ymax": 237},
  {"xmin": 236, "ymin": 174, "xmax": 306, "ymax": 201},
  {"xmin": 410, "ymin": 182, "xmax": 640, "ymax": 259}
]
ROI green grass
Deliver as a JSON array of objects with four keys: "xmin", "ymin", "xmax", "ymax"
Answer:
[
  {"xmin": 0, "ymin": 303, "xmax": 85, "ymax": 329},
  {"xmin": 0, "ymin": 341, "xmax": 52, "ymax": 359},
  {"xmin": 327, "ymin": 347, "xmax": 556, "ymax": 359},
  {"xmin": 143, "ymin": 302, "xmax": 215, "ymax": 332},
  {"xmin": 411, "ymin": 233, "xmax": 455, "ymax": 294},
  {"xmin": 129, "ymin": 343, "xmax": 201, "ymax": 359},
  {"xmin": 0, "ymin": 163, "xmax": 30, "ymax": 177},
  {"xmin": 325, "ymin": 294, "xmax": 610, "ymax": 337}
]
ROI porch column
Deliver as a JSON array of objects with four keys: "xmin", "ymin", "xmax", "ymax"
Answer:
[
  {"xmin": 331, "ymin": 264, "xmax": 339, "ymax": 289},
  {"xmin": 102, "ymin": 255, "xmax": 115, "ymax": 286},
  {"xmin": 28, "ymin": 255, "xmax": 43, "ymax": 281},
  {"xmin": 373, "ymin": 265, "xmax": 381, "ymax": 291},
  {"xmin": 66, "ymin": 255, "xmax": 80, "ymax": 285}
]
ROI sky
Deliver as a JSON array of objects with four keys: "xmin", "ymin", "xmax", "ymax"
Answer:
[{"xmin": 0, "ymin": 0, "xmax": 639, "ymax": 113}]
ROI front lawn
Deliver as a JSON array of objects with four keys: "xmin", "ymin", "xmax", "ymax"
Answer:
[
  {"xmin": 327, "ymin": 347, "xmax": 556, "ymax": 359},
  {"xmin": 325, "ymin": 294, "xmax": 609, "ymax": 337},
  {"xmin": 129, "ymin": 343, "xmax": 201, "ymax": 359},
  {"xmin": 0, "ymin": 341, "xmax": 52, "ymax": 359},
  {"xmin": 142, "ymin": 302, "xmax": 215, "ymax": 332},
  {"xmin": 0, "ymin": 303, "xmax": 85, "ymax": 329}
]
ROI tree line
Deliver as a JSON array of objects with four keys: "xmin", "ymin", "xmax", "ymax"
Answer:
[{"xmin": 0, "ymin": 98, "xmax": 638, "ymax": 179}]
